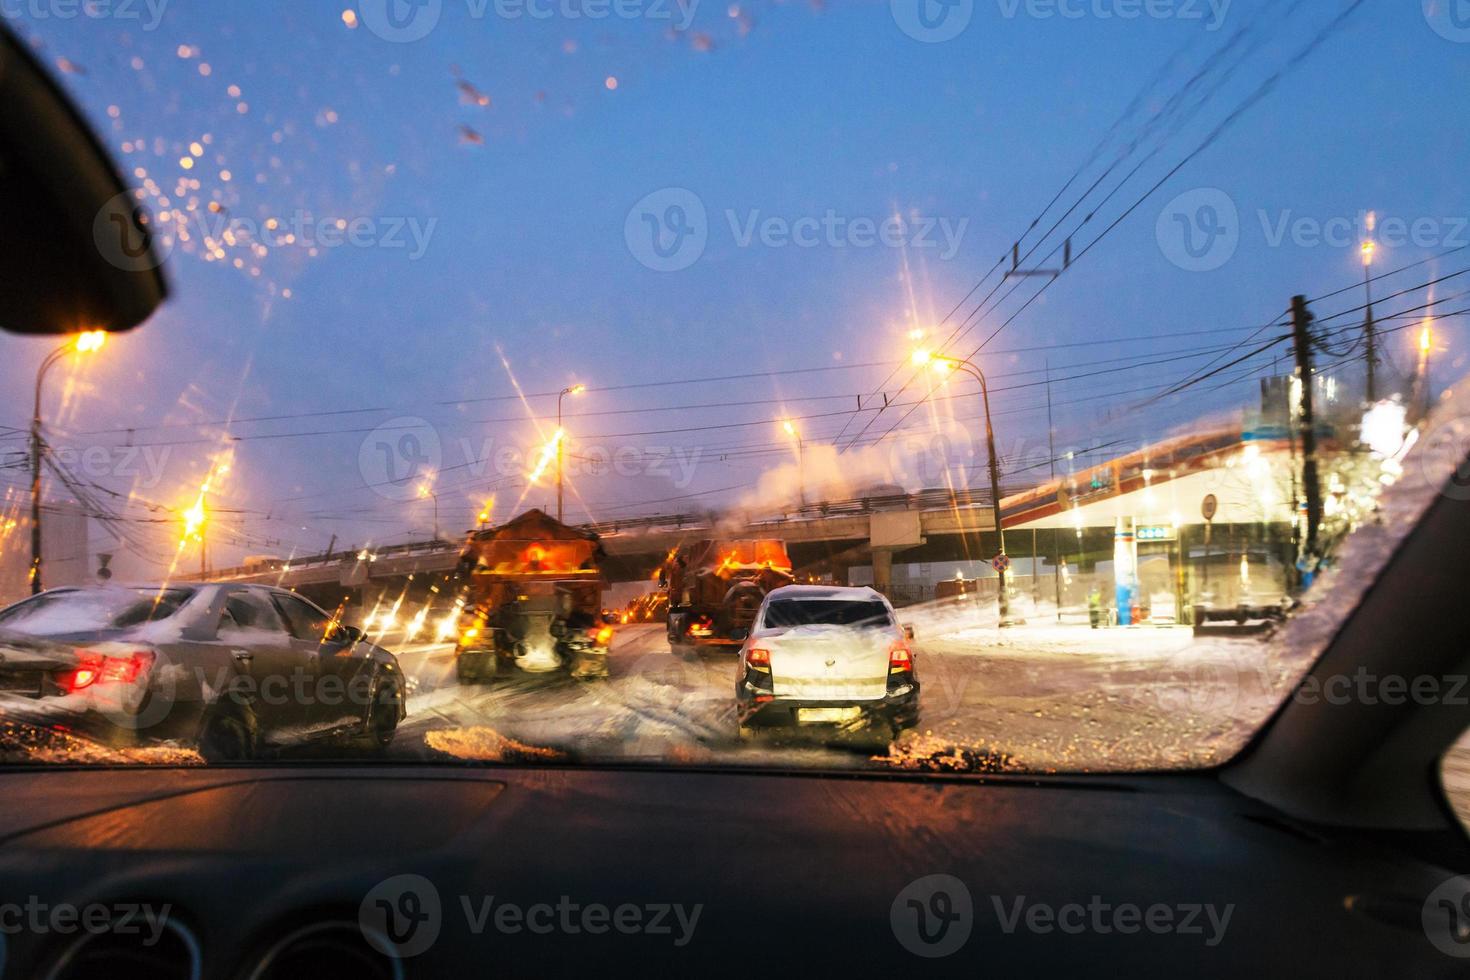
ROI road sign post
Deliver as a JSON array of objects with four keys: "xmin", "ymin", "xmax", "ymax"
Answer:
[{"xmin": 1201, "ymin": 494, "xmax": 1218, "ymax": 605}]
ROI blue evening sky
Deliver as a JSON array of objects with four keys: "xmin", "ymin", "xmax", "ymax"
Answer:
[{"xmin": 1, "ymin": 0, "xmax": 1465, "ymax": 572}]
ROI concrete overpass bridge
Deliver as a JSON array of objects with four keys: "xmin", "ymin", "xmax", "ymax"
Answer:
[
  {"xmin": 206, "ymin": 424, "xmax": 1285, "ymax": 617},
  {"xmin": 204, "ymin": 488, "xmax": 1016, "ymax": 615}
]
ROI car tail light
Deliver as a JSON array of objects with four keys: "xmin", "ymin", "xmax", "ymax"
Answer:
[
  {"xmin": 589, "ymin": 626, "xmax": 614, "ymax": 647},
  {"xmin": 101, "ymin": 650, "xmax": 155, "ymax": 683},
  {"xmin": 888, "ymin": 641, "xmax": 913, "ymax": 672},
  {"xmin": 746, "ymin": 647, "xmax": 771, "ymax": 668},
  {"xmin": 56, "ymin": 649, "xmax": 154, "ymax": 693},
  {"xmin": 57, "ymin": 664, "xmax": 100, "ymax": 693}
]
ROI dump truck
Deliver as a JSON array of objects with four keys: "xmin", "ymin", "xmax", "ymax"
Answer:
[
  {"xmin": 452, "ymin": 509, "xmax": 612, "ymax": 683},
  {"xmin": 662, "ymin": 539, "xmax": 794, "ymax": 655}
]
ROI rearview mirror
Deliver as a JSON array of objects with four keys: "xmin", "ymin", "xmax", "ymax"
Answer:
[
  {"xmin": 0, "ymin": 24, "xmax": 167, "ymax": 335},
  {"xmin": 903, "ymin": 624, "xmax": 916, "ymax": 641}
]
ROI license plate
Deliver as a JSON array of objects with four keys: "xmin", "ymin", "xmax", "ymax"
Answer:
[
  {"xmin": 0, "ymin": 674, "xmax": 40, "ymax": 697},
  {"xmin": 797, "ymin": 707, "xmax": 862, "ymax": 725}
]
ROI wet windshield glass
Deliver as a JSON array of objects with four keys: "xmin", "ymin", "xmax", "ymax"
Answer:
[{"xmin": 0, "ymin": 3, "xmax": 1463, "ymax": 776}]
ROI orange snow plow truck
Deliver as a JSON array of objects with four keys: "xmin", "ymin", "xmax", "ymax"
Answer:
[
  {"xmin": 452, "ymin": 509, "xmax": 612, "ymax": 683},
  {"xmin": 662, "ymin": 539, "xmax": 794, "ymax": 655}
]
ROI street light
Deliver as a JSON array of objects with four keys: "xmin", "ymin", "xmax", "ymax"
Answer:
[
  {"xmin": 779, "ymin": 419, "xmax": 806, "ymax": 510},
  {"xmin": 1415, "ymin": 318, "xmax": 1436, "ymax": 419},
  {"xmin": 179, "ymin": 461, "xmax": 228, "ymax": 579},
  {"xmin": 1361, "ymin": 232, "xmax": 1378, "ymax": 402},
  {"xmin": 417, "ymin": 481, "xmax": 440, "ymax": 541},
  {"xmin": 182, "ymin": 489, "xmax": 209, "ymax": 577},
  {"xmin": 557, "ymin": 384, "xmax": 586, "ymax": 523},
  {"xmin": 30, "ymin": 330, "xmax": 108, "ymax": 594},
  {"xmin": 912, "ymin": 348, "xmax": 1012, "ymax": 624}
]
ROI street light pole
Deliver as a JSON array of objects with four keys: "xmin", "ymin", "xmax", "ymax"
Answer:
[
  {"xmin": 1362, "ymin": 237, "xmax": 1378, "ymax": 403},
  {"xmin": 781, "ymin": 420, "xmax": 806, "ymax": 510},
  {"xmin": 557, "ymin": 384, "xmax": 586, "ymax": 524},
  {"xmin": 1414, "ymin": 319, "xmax": 1435, "ymax": 420},
  {"xmin": 918, "ymin": 351, "xmax": 1010, "ymax": 624},
  {"xmin": 31, "ymin": 332, "xmax": 107, "ymax": 595},
  {"xmin": 416, "ymin": 482, "xmax": 440, "ymax": 541}
]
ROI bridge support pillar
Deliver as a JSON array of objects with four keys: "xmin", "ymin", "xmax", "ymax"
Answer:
[{"xmin": 871, "ymin": 550, "xmax": 894, "ymax": 597}]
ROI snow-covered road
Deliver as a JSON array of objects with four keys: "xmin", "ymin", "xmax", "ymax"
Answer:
[{"xmin": 384, "ymin": 612, "xmax": 1296, "ymax": 774}]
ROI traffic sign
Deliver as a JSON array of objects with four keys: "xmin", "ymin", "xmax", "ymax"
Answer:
[
  {"xmin": 1201, "ymin": 494, "xmax": 1218, "ymax": 522},
  {"xmin": 991, "ymin": 553, "xmax": 1011, "ymax": 575}
]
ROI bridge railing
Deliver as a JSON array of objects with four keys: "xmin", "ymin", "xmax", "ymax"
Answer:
[{"xmin": 207, "ymin": 484, "xmax": 1032, "ymax": 580}]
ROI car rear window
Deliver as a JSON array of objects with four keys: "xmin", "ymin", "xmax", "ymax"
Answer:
[
  {"xmin": 0, "ymin": 588, "xmax": 193, "ymax": 636},
  {"xmin": 762, "ymin": 600, "xmax": 893, "ymax": 629}
]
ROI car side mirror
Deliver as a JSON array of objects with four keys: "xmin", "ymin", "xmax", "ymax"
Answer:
[
  {"xmin": 331, "ymin": 624, "xmax": 364, "ymax": 645},
  {"xmin": 903, "ymin": 624, "xmax": 915, "ymax": 641},
  {"xmin": 730, "ymin": 627, "xmax": 749, "ymax": 643}
]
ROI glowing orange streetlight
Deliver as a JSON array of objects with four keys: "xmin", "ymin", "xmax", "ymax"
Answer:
[
  {"xmin": 417, "ymin": 480, "xmax": 440, "ymax": 541},
  {"xmin": 912, "ymin": 346, "xmax": 1012, "ymax": 624},
  {"xmin": 181, "ymin": 462, "xmax": 227, "ymax": 578},
  {"xmin": 30, "ymin": 330, "xmax": 110, "ymax": 594},
  {"xmin": 557, "ymin": 385, "xmax": 587, "ymax": 522},
  {"xmin": 1361, "ymin": 220, "xmax": 1379, "ymax": 401},
  {"xmin": 1415, "ymin": 318, "xmax": 1438, "ymax": 419},
  {"xmin": 778, "ymin": 419, "xmax": 806, "ymax": 509}
]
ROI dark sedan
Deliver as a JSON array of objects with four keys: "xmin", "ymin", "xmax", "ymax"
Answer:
[{"xmin": 0, "ymin": 584, "xmax": 406, "ymax": 761}]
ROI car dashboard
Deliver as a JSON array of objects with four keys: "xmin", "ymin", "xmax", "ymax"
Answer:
[{"xmin": 0, "ymin": 763, "xmax": 1460, "ymax": 978}]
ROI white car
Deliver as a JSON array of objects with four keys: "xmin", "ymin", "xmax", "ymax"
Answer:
[{"xmin": 734, "ymin": 585, "xmax": 920, "ymax": 742}]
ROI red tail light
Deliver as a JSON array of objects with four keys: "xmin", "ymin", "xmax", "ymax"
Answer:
[
  {"xmin": 56, "ymin": 650, "xmax": 154, "ymax": 694},
  {"xmin": 589, "ymin": 626, "xmax": 614, "ymax": 647},
  {"xmin": 746, "ymin": 647, "xmax": 771, "ymax": 668},
  {"xmin": 101, "ymin": 650, "xmax": 155, "ymax": 683},
  {"xmin": 58, "ymin": 664, "xmax": 100, "ymax": 693},
  {"xmin": 888, "ymin": 641, "xmax": 913, "ymax": 671}
]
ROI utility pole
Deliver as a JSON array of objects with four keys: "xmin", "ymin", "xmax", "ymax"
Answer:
[
  {"xmin": 1046, "ymin": 358, "xmax": 1062, "ymax": 620},
  {"xmin": 1291, "ymin": 295, "xmax": 1322, "ymax": 562}
]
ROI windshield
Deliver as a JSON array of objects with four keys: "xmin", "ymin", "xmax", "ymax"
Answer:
[
  {"xmin": 0, "ymin": 588, "xmax": 193, "ymax": 636},
  {"xmin": 0, "ymin": 3, "xmax": 1465, "ymax": 777},
  {"xmin": 762, "ymin": 600, "xmax": 893, "ymax": 630}
]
